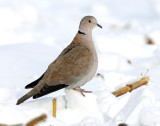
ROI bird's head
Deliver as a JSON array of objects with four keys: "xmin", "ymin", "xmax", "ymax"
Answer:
[{"xmin": 78, "ymin": 16, "xmax": 102, "ymax": 35}]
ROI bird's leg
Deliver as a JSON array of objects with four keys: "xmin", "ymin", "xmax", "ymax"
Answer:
[
  {"xmin": 73, "ymin": 87, "xmax": 85, "ymax": 96},
  {"xmin": 73, "ymin": 87, "xmax": 92, "ymax": 96}
]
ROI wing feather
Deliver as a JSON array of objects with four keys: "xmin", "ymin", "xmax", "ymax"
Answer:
[{"xmin": 45, "ymin": 45, "xmax": 94, "ymax": 86}]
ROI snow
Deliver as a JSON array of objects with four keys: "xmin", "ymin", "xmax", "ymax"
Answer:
[{"xmin": 1, "ymin": 0, "xmax": 160, "ymax": 126}]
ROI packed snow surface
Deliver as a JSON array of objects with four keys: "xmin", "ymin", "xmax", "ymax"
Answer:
[{"xmin": 0, "ymin": 0, "xmax": 160, "ymax": 126}]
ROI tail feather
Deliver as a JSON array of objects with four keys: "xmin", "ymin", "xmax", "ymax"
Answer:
[
  {"xmin": 25, "ymin": 73, "xmax": 45, "ymax": 89},
  {"xmin": 17, "ymin": 81, "xmax": 45, "ymax": 105},
  {"xmin": 33, "ymin": 84, "xmax": 68, "ymax": 99},
  {"xmin": 16, "ymin": 93, "xmax": 33, "ymax": 105}
]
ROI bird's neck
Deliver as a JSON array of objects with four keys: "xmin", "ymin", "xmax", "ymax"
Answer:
[
  {"xmin": 72, "ymin": 31, "xmax": 97, "ymax": 54},
  {"xmin": 78, "ymin": 27, "xmax": 92, "ymax": 35}
]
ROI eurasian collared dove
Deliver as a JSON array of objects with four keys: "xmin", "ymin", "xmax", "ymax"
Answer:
[{"xmin": 16, "ymin": 16, "xmax": 102, "ymax": 105}]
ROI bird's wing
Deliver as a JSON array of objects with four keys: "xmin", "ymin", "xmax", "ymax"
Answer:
[{"xmin": 45, "ymin": 45, "xmax": 94, "ymax": 86}]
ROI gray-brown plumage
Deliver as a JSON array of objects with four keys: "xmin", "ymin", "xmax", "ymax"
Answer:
[{"xmin": 16, "ymin": 16, "xmax": 102, "ymax": 105}]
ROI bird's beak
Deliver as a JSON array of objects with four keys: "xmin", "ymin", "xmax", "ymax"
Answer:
[{"xmin": 97, "ymin": 23, "xmax": 102, "ymax": 28}]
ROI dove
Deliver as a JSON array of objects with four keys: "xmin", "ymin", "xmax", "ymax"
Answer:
[{"xmin": 16, "ymin": 16, "xmax": 102, "ymax": 105}]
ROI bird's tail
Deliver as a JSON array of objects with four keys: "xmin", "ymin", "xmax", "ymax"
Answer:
[
  {"xmin": 16, "ymin": 81, "xmax": 44, "ymax": 105},
  {"xmin": 16, "ymin": 92, "xmax": 33, "ymax": 105}
]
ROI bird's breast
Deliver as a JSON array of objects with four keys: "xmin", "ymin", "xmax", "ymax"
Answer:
[{"xmin": 86, "ymin": 53, "xmax": 98, "ymax": 81}]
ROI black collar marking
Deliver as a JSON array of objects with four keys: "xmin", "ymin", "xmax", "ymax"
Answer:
[{"xmin": 78, "ymin": 31, "xmax": 86, "ymax": 35}]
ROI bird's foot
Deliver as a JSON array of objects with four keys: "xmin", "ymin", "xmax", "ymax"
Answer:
[{"xmin": 73, "ymin": 87, "xmax": 92, "ymax": 96}]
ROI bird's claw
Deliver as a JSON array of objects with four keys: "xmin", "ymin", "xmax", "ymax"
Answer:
[{"xmin": 73, "ymin": 87, "xmax": 92, "ymax": 96}]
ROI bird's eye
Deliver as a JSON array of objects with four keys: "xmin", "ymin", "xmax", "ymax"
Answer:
[{"xmin": 89, "ymin": 20, "xmax": 91, "ymax": 23}]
